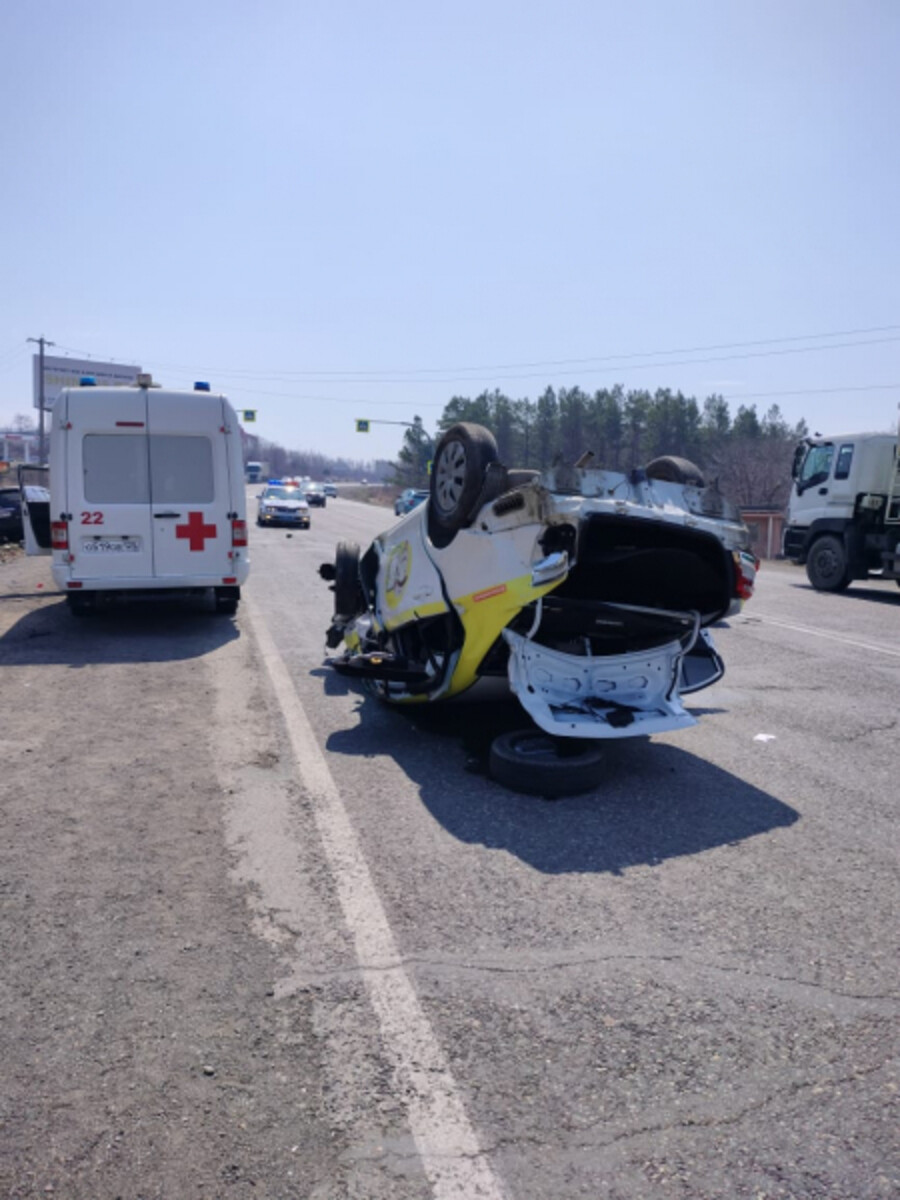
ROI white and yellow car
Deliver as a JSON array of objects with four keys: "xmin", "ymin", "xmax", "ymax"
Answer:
[{"xmin": 320, "ymin": 423, "xmax": 757, "ymax": 794}]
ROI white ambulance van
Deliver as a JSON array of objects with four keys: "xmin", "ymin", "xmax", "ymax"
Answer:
[{"xmin": 22, "ymin": 374, "xmax": 249, "ymax": 615}]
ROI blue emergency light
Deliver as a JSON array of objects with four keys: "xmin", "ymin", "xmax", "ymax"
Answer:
[
  {"xmin": 194, "ymin": 381, "xmax": 211, "ymax": 392},
  {"xmin": 79, "ymin": 376, "xmax": 96, "ymax": 386}
]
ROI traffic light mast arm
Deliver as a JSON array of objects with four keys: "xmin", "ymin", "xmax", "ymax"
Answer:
[{"xmin": 355, "ymin": 418, "xmax": 435, "ymax": 443}]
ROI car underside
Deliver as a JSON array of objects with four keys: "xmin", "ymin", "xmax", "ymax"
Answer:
[{"xmin": 320, "ymin": 423, "xmax": 755, "ymax": 790}]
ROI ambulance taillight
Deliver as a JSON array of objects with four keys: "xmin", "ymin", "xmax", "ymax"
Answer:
[
  {"xmin": 51, "ymin": 521, "xmax": 69, "ymax": 550},
  {"xmin": 231, "ymin": 519, "xmax": 248, "ymax": 548}
]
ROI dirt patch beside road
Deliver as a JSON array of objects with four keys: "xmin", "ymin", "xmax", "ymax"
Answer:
[{"xmin": 0, "ymin": 557, "xmax": 342, "ymax": 1198}]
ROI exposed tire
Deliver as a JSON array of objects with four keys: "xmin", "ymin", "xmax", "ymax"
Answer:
[
  {"xmin": 66, "ymin": 592, "xmax": 92, "ymax": 617},
  {"xmin": 806, "ymin": 535, "xmax": 851, "ymax": 592},
  {"xmin": 505, "ymin": 468, "xmax": 540, "ymax": 489},
  {"xmin": 645, "ymin": 455, "xmax": 706, "ymax": 487},
  {"xmin": 429, "ymin": 423, "xmax": 499, "ymax": 534},
  {"xmin": 215, "ymin": 586, "xmax": 240, "ymax": 615},
  {"xmin": 334, "ymin": 541, "xmax": 361, "ymax": 616},
  {"xmin": 489, "ymin": 729, "xmax": 604, "ymax": 798}
]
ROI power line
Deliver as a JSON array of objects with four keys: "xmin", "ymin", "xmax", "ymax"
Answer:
[
  {"xmin": 49, "ymin": 322, "xmax": 900, "ymax": 385},
  {"xmin": 721, "ymin": 383, "xmax": 900, "ymax": 402}
]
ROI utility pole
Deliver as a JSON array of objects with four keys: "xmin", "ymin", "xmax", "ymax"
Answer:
[{"xmin": 27, "ymin": 336, "xmax": 55, "ymax": 465}]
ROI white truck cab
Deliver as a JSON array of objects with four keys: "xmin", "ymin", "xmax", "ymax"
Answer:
[
  {"xmin": 783, "ymin": 428, "xmax": 900, "ymax": 591},
  {"xmin": 23, "ymin": 375, "xmax": 249, "ymax": 614}
]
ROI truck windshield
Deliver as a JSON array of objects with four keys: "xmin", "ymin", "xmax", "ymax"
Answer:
[{"xmin": 798, "ymin": 443, "xmax": 834, "ymax": 488}]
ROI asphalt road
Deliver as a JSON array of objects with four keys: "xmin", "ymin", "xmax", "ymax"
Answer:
[{"xmin": 1, "ymin": 495, "xmax": 897, "ymax": 1199}]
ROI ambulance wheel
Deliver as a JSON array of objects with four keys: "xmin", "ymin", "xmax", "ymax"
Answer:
[
  {"xmin": 429, "ymin": 423, "xmax": 499, "ymax": 535},
  {"xmin": 66, "ymin": 592, "xmax": 93, "ymax": 617},
  {"xmin": 489, "ymin": 729, "xmax": 604, "ymax": 798},
  {"xmin": 334, "ymin": 541, "xmax": 361, "ymax": 617},
  {"xmin": 645, "ymin": 455, "xmax": 706, "ymax": 488},
  {"xmin": 215, "ymin": 586, "xmax": 240, "ymax": 615}
]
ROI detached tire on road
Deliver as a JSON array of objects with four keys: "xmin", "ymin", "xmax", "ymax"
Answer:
[
  {"xmin": 806, "ymin": 534, "xmax": 852, "ymax": 592},
  {"xmin": 429, "ymin": 423, "xmax": 499, "ymax": 536},
  {"xmin": 489, "ymin": 729, "xmax": 604, "ymax": 798}
]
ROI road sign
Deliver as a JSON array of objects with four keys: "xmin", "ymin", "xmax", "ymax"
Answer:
[
  {"xmin": 356, "ymin": 419, "xmax": 370, "ymax": 433},
  {"xmin": 242, "ymin": 410, "xmax": 257, "ymax": 422}
]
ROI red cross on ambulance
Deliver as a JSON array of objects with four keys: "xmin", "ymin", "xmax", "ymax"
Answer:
[{"xmin": 175, "ymin": 511, "xmax": 218, "ymax": 551}]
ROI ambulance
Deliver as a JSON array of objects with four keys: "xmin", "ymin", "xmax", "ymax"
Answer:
[{"xmin": 22, "ymin": 374, "xmax": 249, "ymax": 615}]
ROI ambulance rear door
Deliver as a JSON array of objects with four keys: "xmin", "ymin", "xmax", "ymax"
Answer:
[
  {"xmin": 66, "ymin": 388, "xmax": 156, "ymax": 582},
  {"xmin": 146, "ymin": 391, "xmax": 235, "ymax": 582}
]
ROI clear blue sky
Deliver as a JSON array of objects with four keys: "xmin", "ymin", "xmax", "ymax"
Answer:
[{"xmin": 2, "ymin": 0, "xmax": 898, "ymax": 463}]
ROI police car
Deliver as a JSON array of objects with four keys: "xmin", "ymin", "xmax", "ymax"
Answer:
[{"xmin": 256, "ymin": 481, "xmax": 311, "ymax": 528}]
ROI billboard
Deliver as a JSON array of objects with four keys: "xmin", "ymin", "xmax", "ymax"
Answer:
[{"xmin": 33, "ymin": 355, "xmax": 142, "ymax": 411}]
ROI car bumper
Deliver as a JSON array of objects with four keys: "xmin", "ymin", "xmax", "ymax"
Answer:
[
  {"xmin": 503, "ymin": 628, "xmax": 697, "ymax": 740},
  {"xmin": 258, "ymin": 513, "xmax": 310, "ymax": 527}
]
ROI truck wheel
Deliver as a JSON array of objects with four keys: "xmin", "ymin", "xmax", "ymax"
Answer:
[
  {"xmin": 489, "ymin": 729, "xmax": 604, "ymax": 798},
  {"xmin": 429, "ymin": 423, "xmax": 499, "ymax": 535},
  {"xmin": 806, "ymin": 535, "xmax": 852, "ymax": 592},
  {"xmin": 334, "ymin": 541, "xmax": 361, "ymax": 616},
  {"xmin": 645, "ymin": 455, "xmax": 706, "ymax": 487}
]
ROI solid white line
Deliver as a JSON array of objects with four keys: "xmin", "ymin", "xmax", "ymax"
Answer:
[
  {"xmin": 244, "ymin": 597, "xmax": 507, "ymax": 1200},
  {"xmin": 746, "ymin": 612, "xmax": 900, "ymax": 658}
]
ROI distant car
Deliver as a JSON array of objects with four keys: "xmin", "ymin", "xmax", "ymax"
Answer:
[
  {"xmin": 394, "ymin": 488, "xmax": 430, "ymax": 516},
  {"xmin": 323, "ymin": 483, "xmax": 337, "ymax": 498},
  {"xmin": 305, "ymin": 482, "xmax": 327, "ymax": 507},
  {"xmin": 0, "ymin": 487, "xmax": 24, "ymax": 542},
  {"xmin": 256, "ymin": 482, "xmax": 311, "ymax": 528}
]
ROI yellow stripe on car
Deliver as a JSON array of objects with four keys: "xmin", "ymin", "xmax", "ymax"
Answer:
[{"xmin": 446, "ymin": 570, "xmax": 562, "ymax": 697}]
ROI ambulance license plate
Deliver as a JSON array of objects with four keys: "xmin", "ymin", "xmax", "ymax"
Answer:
[{"xmin": 82, "ymin": 538, "xmax": 141, "ymax": 554}]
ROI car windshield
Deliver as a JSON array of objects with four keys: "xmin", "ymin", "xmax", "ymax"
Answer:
[{"xmin": 265, "ymin": 486, "xmax": 301, "ymax": 500}]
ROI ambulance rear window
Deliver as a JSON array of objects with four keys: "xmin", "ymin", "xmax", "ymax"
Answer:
[
  {"xmin": 84, "ymin": 435, "xmax": 150, "ymax": 503},
  {"xmin": 150, "ymin": 436, "xmax": 214, "ymax": 503},
  {"xmin": 82, "ymin": 434, "xmax": 214, "ymax": 504}
]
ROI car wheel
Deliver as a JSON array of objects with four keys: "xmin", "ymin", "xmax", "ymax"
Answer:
[
  {"xmin": 334, "ymin": 541, "xmax": 361, "ymax": 616},
  {"xmin": 488, "ymin": 729, "xmax": 604, "ymax": 798},
  {"xmin": 806, "ymin": 534, "xmax": 852, "ymax": 591},
  {"xmin": 645, "ymin": 455, "xmax": 706, "ymax": 487},
  {"xmin": 430, "ymin": 423, "xmax": 499, "ymax": 534}
]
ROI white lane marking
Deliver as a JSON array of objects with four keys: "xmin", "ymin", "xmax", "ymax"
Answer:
[
  {"xmin": 244, "ymin": 598, "xmax": 507, "ymax": 1200},
  {"xmin": 744, "ymin": 613, "xmax": 900, "ymax": 658}
]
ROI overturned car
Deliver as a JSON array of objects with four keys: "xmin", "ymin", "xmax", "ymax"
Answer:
[{"xmin": 320, "ymin": 423, "xmax": 756, "ymax": 793}]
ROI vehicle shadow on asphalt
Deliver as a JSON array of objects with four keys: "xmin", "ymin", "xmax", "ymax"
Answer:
[
  {"xmin": 324, "ymin": 687, "xmax": 799, "ymax": 875},
  {"xmin": 789, "ymin": 581, "xmax": 900, "ymax": 605},
  {"xmin": 0, "ymin": 595, "xmax": 240, "ymax": 665}
]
